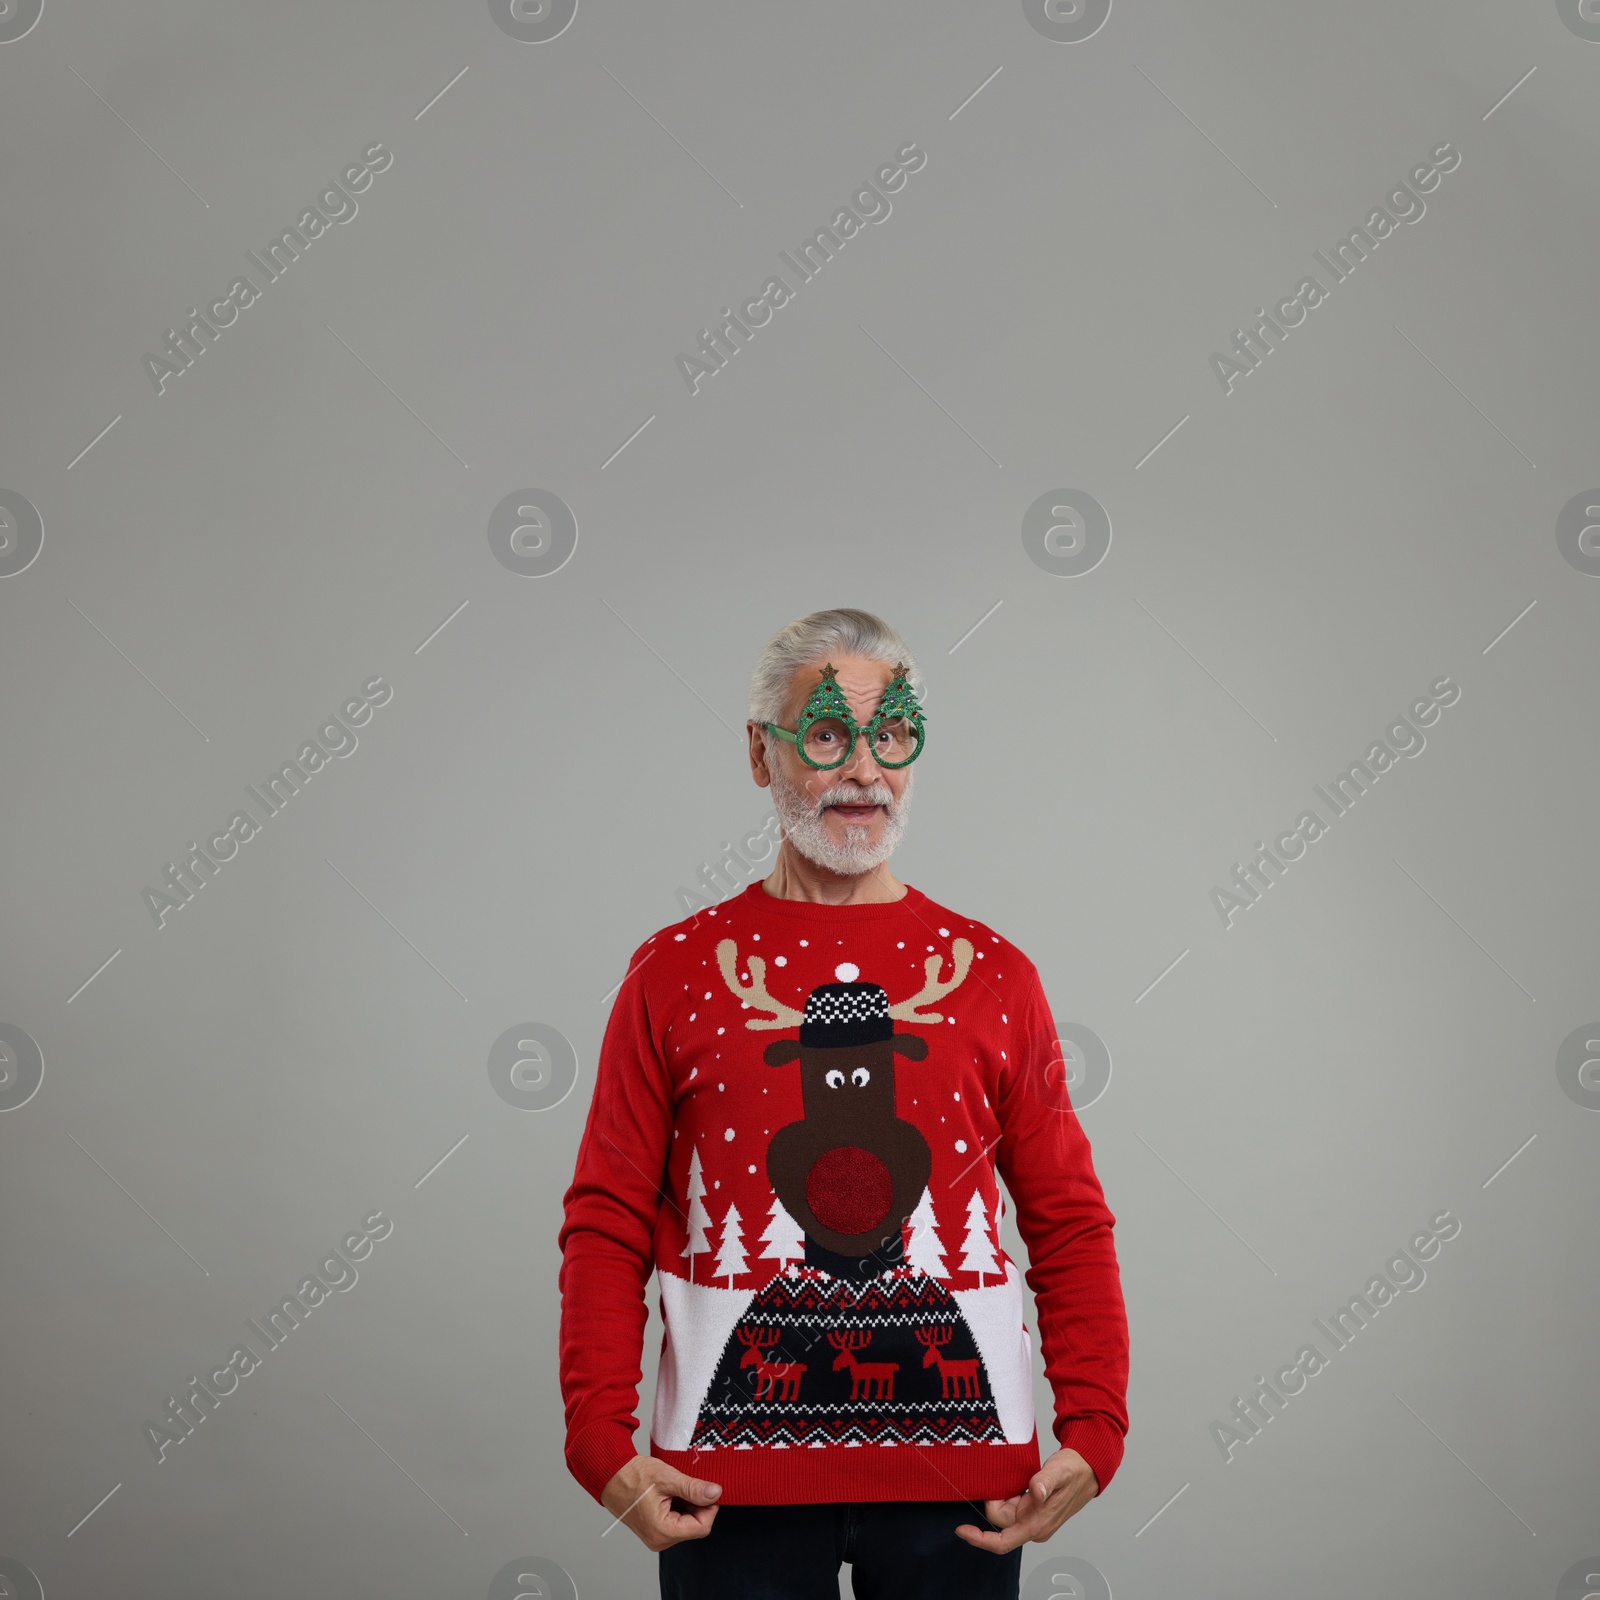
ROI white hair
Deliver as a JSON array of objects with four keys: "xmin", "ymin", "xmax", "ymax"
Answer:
[{"xmin": 747, "ymin": 608, "xmax": 923, "ymax": 731}]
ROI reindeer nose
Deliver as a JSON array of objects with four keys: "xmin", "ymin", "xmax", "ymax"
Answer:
[{"xmin": 805, "ymin": 1145, "xmax": 893, "ymax": 1235}]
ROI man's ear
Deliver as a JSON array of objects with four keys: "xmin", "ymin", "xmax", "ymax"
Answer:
[
  {"xmin": 891, "ymin": 1034, "xmax": 928, "ymax": 1060},
  {"xmin": 747, "ymin": 722, "xmax": 773, "ymax": 788},
  {"xmin": 764, "ymin": 1039, "xmax": 803, "ymax": 1066}
]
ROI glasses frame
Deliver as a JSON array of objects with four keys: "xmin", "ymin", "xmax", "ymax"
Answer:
[{"xmin": 760, "ymin": 662, "xmax": 926, "ymax": 771}]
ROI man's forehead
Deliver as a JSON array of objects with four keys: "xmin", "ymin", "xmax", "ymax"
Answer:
[{"xmin": 789, "ymin": 658, "xmax": 892, "ymax": 713}]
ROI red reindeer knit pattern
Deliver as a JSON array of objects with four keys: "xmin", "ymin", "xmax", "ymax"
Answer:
[{"xmin": 557, "ymin": 882, "xmax": 1129, "ymax": 1507}]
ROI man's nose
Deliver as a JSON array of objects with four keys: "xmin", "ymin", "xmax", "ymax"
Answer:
[{"xmin": 838, "ymin": 733, "xmax": 879, "ymax": 783}]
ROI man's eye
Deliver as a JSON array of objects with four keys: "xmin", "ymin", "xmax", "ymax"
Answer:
[
  {"xmin": 851, "ymin": 1068, "xmax": 870, "ymax": 1087},
  {"xmin": 825, "ymin": 1069, "xmax": 844, "ymax": 1088}
]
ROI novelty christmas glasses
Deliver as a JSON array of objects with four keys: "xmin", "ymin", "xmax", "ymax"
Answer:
[{"xmin": 762, "ymin": 662, "xmax": 926, "ymax": 770}]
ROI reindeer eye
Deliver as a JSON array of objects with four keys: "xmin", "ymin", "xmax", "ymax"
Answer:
[
  {"xmin": 825, "ymin": 1069, "xmax": 844, "ymax": 1088},
  {"xmin": 851, "ymin": 1067, "xmax": 870, "ymax": 1087}
]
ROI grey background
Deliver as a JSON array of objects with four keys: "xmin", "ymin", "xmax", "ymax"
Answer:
[{"xmin": 2, "ymin": 0, "xmax": 1596, "ymax": 1595}]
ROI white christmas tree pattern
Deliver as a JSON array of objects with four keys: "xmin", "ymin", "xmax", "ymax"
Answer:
[
  {"xmin": 714, "ymin": 1201, "xmax": 748, "ymax": 1287},
  {"xmin": 758, "ymin": 1195, "xmax": 806, "ymax": 1271},
  {"xmin": 959, "ymin": 1188, "xmax": 1000, "ymax": 1287},
  {"xmin": 906, "ymin": 1187, "xmax": 949, "ymax": 1279},
  {"xmin": 681, "ymin": 1145, "xmax": 711, "ymax": 1282}
]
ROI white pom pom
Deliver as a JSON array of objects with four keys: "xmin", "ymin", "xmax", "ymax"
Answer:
[{"xmin": 835, "ymin": 962, "xmax": 860, "ymax": 982}]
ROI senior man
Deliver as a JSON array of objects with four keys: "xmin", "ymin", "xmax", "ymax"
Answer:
[{"xmin": 558, "ymin": 608, "xmax": 1128, "ymax": 1600}]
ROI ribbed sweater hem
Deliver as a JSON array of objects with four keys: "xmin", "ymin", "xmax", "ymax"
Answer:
[{"xmin": 652, "ymin": 1435, "xmax": 1043, "ymax": 1505}]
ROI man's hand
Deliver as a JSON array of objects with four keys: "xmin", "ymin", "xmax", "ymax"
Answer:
[
  {"xmin": 955, "ymin": 1446, "xmax": 1099, "ymax": 1553},
  {"xmin": 600, "ymin": 1456, "xmax": 723, "ymax": 1552}
]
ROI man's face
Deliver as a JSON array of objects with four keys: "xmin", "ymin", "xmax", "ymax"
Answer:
[{"xmin": 747, "ymin": 652, "xmax": 916, "ymax": 875}]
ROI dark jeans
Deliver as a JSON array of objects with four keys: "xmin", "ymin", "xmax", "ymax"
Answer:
[{"xmin": 658, "ymin": 1499, "xmax": 1022, "ymax": 1600}]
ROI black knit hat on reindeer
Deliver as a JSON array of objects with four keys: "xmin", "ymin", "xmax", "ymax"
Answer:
[{"xmin": 797, "ymin": 962, "xmax": 894, "ymax": 1050}]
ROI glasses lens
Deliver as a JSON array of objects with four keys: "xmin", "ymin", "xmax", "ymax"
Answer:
[
  {"xmin": 801, "ymin": 718, "xmax": 852, "ymax": 767},
  {"xmin": 870, "ymin": 716, "xmax": 919, "ymax": 765}
]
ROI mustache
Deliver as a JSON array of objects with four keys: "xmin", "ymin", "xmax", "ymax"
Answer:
[{"xmin": 816, "ymin": 783, "xmax": 894, "ymax": 811}]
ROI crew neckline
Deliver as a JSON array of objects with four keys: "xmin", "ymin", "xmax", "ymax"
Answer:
[{"xmin": 737, "ymin": 879, "xmax": 929, "ymax": 922}]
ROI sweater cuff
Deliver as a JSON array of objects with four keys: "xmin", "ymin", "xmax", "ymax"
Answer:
[
  {"xmin": 566, "ymin": 1419, "xmax": 640, "ymax": 1505},
  {"xmin": 1056, "ymin": 1415, "xmax": 1126, "ymax": 1495}
]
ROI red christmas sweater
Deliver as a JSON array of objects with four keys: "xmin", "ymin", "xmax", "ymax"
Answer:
[{"xmin": 557, "ymin": 881, "xmax": 1128, "ymax": 1506}]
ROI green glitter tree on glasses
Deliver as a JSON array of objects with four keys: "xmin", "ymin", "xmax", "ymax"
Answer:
[{"xmin": 761, "ymin": 662, "xmax": 926, "ymax": 770}]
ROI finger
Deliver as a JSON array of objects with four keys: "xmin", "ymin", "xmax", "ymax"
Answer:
[
  {"xmin": 982, "ymin": 1495, "xmax": 1023, "ymax": 1529},
  {"xmin": 661, "ymin": 1470, "xmax": 722, "ymax": 1506},
  {"xmin": 660, "ymin": 1503, "xmax": 719, "ymax": 1541},
  {"xmin": 955, "ymin": 1522, "xmax": 1026, "ymax": 1554},
  {"xmin": 637, "ymin": 1484, "xmax": 689, "ymax": 1529},
  {"xmin": 1024, "ymin": 1492, "xmax": 1086, "ymax": 1544},
  {"xmin": 991, "ymin": 1495, "xmax": 1055, "ymax": 1544},
  {"xmin": 656, "ymin": 1504, "xmax": 720, "ymax": 1542}
]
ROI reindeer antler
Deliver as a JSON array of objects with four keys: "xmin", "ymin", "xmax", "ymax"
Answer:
[
  {"xmin": 913, "ymin": 1325, "xmax": 953, "ymax": 1348},
  {"xmin": 826, "ymin": 1328, "xmax": 871, "ymax": 1351},
  {"xmin": 716, "ymin": 939, "xmax": 805, "ymax": 1030},
  {"xmin": 738, "ymin": 1325, "xmax": 780, "ymax": 1348},
  {"xmin": 888, "ymin": 938, "xmax": 974, "ymax": 1023}
]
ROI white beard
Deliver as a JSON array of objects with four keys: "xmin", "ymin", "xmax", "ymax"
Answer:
[{"xmin": 767, "ymin": 755, "xmax": 913, "ymax": 876}]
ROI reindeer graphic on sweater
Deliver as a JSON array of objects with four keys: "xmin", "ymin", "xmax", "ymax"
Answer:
[{"xmin": 683, "ymin": 939, "xmax": 1008, "ymax": 1451}]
